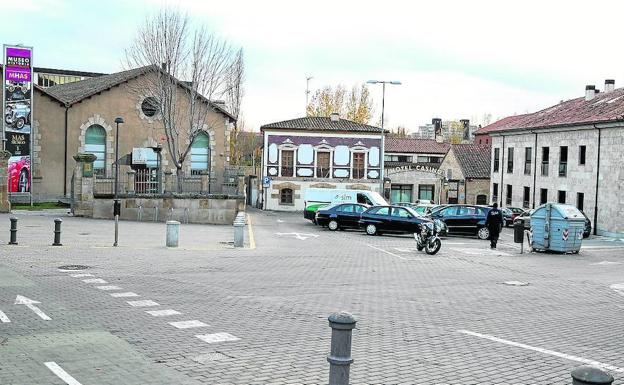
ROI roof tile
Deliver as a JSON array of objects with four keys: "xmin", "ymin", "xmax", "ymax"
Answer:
[
  {"xmin": 260, "ymin": 117, "xmax": 383, "ymax": 133},
  {"xmin": 385, "ymin": 138, "xmax": 450, "ymax": 154}
]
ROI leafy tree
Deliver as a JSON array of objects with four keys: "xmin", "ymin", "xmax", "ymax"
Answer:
[{"xmin": 306, "ymin": 84, "xmax": 374, "ymax": 124}]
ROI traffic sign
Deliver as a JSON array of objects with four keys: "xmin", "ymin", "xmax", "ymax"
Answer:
[{"xmin": 262, "ymin": 177, "xmax": 271, "ymax": 187}]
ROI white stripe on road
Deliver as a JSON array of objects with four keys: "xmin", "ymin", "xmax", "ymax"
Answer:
[
  {"xmin": 146, "ymin": 309, "xmax": 181, "ymax": 317},
  {"xmin": 0, "ymin": 310, "xmax": 10, "ymax": 323},
  {"xmin": 44, "ymin": 362, "xmax": 83, "ymax": 385},
  {"xmin": 127, "ymin": 300, "xmax": 159, "ymax": 307},
  {"xmin": 367, "ymin": 244, "xmax": 407, "ymax": 260},
  {"xmin": 457, "ymin": 330, "xmax": 624, "ymax": 373},
  {"xmin": 96, "ymin": 285, "xmax": 122, "ymax": 291},
  {"xmin": 110, "ymin": 292, "xmax": 139, "ymax": 298},
  {"xmin": 169, "ymin": 320, "xmax": 209, "ymax": 329},
  {"xmin": 196, "ymin": 332, "xmax": 240, "ymax": 344},
  {"xmin": 82, "ymin": 278, "xmax": 107, "ymax": 284},
  {"xmin": 70, "ymin": 273, "xmax": 93, "ymax": 278}
]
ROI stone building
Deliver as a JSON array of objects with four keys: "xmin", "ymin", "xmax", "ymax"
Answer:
[
  {"xmin": 260, "ymin": 114, "xmax": 384, "ymax": 211},
  {"xmin": 23, "ymin": 65, "xmax": 234, "ymax": 201},
  {"xmin": 438, "ymin": 144, "xmax": 491, "ymax": 205},
  {"xmin": 486, "ymin": 81, "xmax": 624, "ymax": 237},
  {"xmin": 383, "ymin": 138, "xmax": 449, "ymax": 203}
]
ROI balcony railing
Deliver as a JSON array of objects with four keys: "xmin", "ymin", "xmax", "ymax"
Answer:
[
  {"xmin": 352, "ymin": 168, "xmax": 365, "ymax": 179},
  {"xmin": 316, "ymin": 167, "xmax": 330, "ymax": 178},
  {"xmin": 281, "ymin": 166, "xmax": 294, "ymax": 177},
  {"xmin": 558, "ymin": 163, "xmax": 567, "ymax": 177}
]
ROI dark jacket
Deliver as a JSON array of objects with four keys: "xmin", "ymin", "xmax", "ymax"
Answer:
[{"xmin": 485, "ymin": 208, "xmax": 503, "ymax": 235}]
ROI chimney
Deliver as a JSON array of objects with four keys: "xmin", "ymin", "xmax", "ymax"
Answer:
[
  {"xmin": 432, "ymin": 118, "xmax": 442, "ymax": 139},
  {"xmin": 460, "ymin": 119, "xmax": 470, "ymax": 141},
  {"xmin": 330, "ymin": 112, "xmax": 340, "ymax": 122},
  {"xmin": 585, "ymin": 85, "xmax": 596, "ymax": 101},
  {"xmin": 605, "ymin": 79, "xmax": 615, "ymax": 93}
]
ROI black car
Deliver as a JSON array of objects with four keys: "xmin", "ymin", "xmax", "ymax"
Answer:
[
  {"xmin": 316, "ymin": 203, "xmax": 368, "ymax": 231},
  {"xmin": 429, "ymin": 204, "xmax": 492, "ymax": 239},
  {"xmin": 359, "ymin": 205, "xmax": 430, "ymax": 236},
  {"xmin": 581, "ymin": 211, "xmax": 592, "ymax": 238}
]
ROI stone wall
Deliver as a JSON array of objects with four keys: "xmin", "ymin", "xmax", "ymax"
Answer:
[{"xmin": 92, "ymin": 197, "xmax": 243, "ymax": 224}]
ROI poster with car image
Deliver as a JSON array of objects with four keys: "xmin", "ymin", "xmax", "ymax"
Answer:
[{"xmin": 3, "ymin": 45, "xmax": 32, "ymax": 193}]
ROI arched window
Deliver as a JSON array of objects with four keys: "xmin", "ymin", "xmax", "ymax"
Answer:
[
  {"xmin": 476, "ymin": 194, "xmax": 488, "ymax": 205},
  {"xmin": 85, "ymin": 124, "xmax": 106, "ymax": 176},
  {"xmin": 190, "ymin": 132, "xmax": 210, "ymax": 175},
  {"xmin": 280, "ymin": 188, "xmax": 293, "ymax": 204}
]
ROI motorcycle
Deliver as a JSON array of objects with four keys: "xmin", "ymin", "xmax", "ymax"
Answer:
[{"xmin": 414, "ymin": 220, "xmax": 442, "ymax": 255}]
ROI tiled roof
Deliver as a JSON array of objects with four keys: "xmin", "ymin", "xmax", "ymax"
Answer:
[
  {"xmin": 385, "ymin": 138, "xmax": 450, "ymax": 154},
  {"xmin": 486, "ymin": 88, "xmax": 624, "ymax": 133},
  {"xmin": 41, "ymin": 65, "xmax": 235, "ymax": 120},
  {"xmin": 260, "ymin": 117, "xmax": 383, "ymax": 133},
  {"xmin": 452, "ymin": 144, "xmax": 491, "ymax": 179},
  {"xmin": 474, "ymin": 114, "xmax": 529, "ymax": 135}
]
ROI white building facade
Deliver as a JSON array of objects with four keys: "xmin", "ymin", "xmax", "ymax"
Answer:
[
  {"xmin": 488, "ymin": 82, "xmax": 624, "ymax": 237},
  {"xmin": 261, "ymin": 116, "xmax": 384, "ymax": 211}
]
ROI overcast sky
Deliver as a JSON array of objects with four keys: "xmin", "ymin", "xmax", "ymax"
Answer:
[{"xmin": 3, "ymin": 0, "xmax": 623, "ymax": 132}]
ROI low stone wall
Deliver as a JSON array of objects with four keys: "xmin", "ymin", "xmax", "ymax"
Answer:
[{"xmin": 92, "ymin": 197, "xmax": 244, "ymax": 225}]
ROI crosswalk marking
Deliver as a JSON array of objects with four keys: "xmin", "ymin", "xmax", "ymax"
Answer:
[
  {"xmin": 146, "ymin": 309, "xmax": 181, "ymax": 317},
  {"xmin": 127, "ymin": 300, "xmax": 159, "ymax": 307},
  {"xmin": 169, "ymin": 320, "xmax": 209, "ymax": 329},
  {"xmin": 110, "ymin": 292, "xmax": 139, "ymax": 298},
  {"xmin": 70, "ymin": 273, "xmax": 93, "ymax": 278},
  {"xmin": 196, "ymin": 332, "xmax": 240, "ymax": 344},
  {"xmin": 96, "ymin": 285, "xmax": 122, "ymax": 291},
  {"xmin": 82, "ymin": 278, "xmax": 107, "ymax": 284}
]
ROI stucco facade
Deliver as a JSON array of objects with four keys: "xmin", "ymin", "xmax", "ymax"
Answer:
[
  {"xmin": 29, "ymin": 69, "xmax": 233, "ymax": 202},
  {"xmin": 438, "ymin": 147, "xmax": 490, "ymax": 205}
]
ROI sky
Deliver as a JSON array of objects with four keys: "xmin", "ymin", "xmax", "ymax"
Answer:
[{"xmin": 3, "ymin": 0, "xmax": 624, "ymax": 132}]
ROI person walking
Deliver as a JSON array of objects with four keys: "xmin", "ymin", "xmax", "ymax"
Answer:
[{"xmin": 485, "ymin": 202, "xmax": 504, "ymax": 249}]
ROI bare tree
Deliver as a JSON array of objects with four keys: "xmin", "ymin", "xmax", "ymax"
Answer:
[
  {"xmin": 306, "ymin": 84, "xmax": 374, "ymax": 124},
  {"xmin": 225, "ymin": 49, "xmax": 244, "ymax": 122},
  {"xmin": 125, "ymin": 9, "xmax": 241, "ymax": 189}
]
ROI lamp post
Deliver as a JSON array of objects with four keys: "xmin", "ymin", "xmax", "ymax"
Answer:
[
  {"xmin": 113, "ymin": 117, "xmax": 124, "ymax": 247},
  {"xmin": 366, "ymin": 80, "xmax": 401, "ymax": 197}
]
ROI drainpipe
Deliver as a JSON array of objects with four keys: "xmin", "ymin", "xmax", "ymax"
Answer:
[
  {"xmin": 593, "ymin": 124, "xmax": 601, "ymax": 235},
  {"xmin": 499, "ymin": 135, "xmax": 505, "ymax": 207},
  {"xmin": 63, "ymin": 105, "xmax": 69, "ymax": 197},
  {"xmin": 532, "ymin": 132, "xmax": 538, "ymax": 208}
]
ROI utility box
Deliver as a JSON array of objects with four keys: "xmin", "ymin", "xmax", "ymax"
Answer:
[{"xmin": 530, "ymin": 204, "xmax": 585, "ymax": 253}]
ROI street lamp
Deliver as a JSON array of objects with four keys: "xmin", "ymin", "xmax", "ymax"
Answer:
[
  {"xmin": 114, "ymin": 117, "xmax": 124, "ymax": 199},
  {"xmin": 366, "ymin": 80, "xmax": 402, "ymax": 198}
]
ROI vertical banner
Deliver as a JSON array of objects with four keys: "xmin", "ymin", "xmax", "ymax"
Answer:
[{"xmin": 3, "ymin": 45, "xmax": 33, "ymax": 193}]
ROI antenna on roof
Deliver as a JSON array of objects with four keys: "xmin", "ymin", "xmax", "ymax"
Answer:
[{"xmin": 305, "ymin": 76, "xmax": 314, "ymax": 116}]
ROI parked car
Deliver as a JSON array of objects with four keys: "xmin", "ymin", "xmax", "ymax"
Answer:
[
  {"xmin": 316, "ymin": 203, "xmax": 369, "ymax": 231},
  {"xmin": 359, "ymin": 205, "xmax": 432, "ymax": 236},
  {"xmin": 580, "ymin": 211, "xmax": 592, "ymax": 238},
  {"xmin": 502, "ymin": 207, "xmax": 524, "ymax": 227},
  {"xmin": 304, "ymin": 188, "xmax": 387, "ymax": 223},
  {"xmin": 8, "ymin": 156, "xmax": 30, "ymax": 193},
  {"xmin": 429, "ymin": 204, "xmax": 493, "ymax": 239},
  {"xmin": 513, "ymin": 209, "xmax": 535, "ymax": 229}
]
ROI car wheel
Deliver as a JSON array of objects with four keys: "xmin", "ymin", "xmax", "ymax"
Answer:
[
  {"xmin": 18, "ymin": 169, "xmax": 29, "ymax": 192},
  {"xmin": 15, "ymin": 117, "xmax": 25, "ymax": 129},
  {"xmin": 328, "ymin": 220, "xmax": 339, "ymax": 231},
  {"xmin": 477, "ymin": 227, "xmax": 490, "ymax": 240},
  {"xmin": 365, "ymin": 224, "xmax": 377, "ymax": 236}
]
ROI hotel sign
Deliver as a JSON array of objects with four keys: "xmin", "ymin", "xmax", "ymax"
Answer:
[{"xmin": 387, "ymin": 164, "xmax": 445, "ymax": 177}]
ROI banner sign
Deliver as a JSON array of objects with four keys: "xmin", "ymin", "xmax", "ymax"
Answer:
[{"xmin": 3, "ymin": 45, "xmax": 33, "ymax": 193}]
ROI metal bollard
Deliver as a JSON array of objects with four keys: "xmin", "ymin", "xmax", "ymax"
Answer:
[
  {"xmin": 9, "ymin": 217, "xmax": 18, "ymax": 245},
  {"xmin": 52, "ymin": 218, "xmax": 63, "ymax": 246},
  {"xmin": 327, "ymin": 311, "xmax": 357, "ymax": 385},
  {"xmin": 166, "ymin": 220, "xmax": 180, "ymax": 247},
  {"xmin": 571, "ymin": 365, "xmax": 614, "ymax": 385}
]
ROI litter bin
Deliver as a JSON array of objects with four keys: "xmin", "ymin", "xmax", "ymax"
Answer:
[
  {"xmin": 530, "ymin": 203, "xmax": 585, "ymax": 253},
  {"xmin": 513, "ymin": 221, "xmax": 524, "ymax": 243}
]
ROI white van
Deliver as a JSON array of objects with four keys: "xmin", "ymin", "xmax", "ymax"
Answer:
[{"xmin": 303, "ymin": 188, "xmax": 388, "ymax": 222}]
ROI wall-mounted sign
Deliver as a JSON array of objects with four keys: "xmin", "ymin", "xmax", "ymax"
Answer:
[
  {"xmin": 387, "ymin": 164, "xmax": 445, "ymax": 177},
  {"xmin": 3, "ymin": 44, "xmax": 33, "ymax": 194},
  {"xmin": 83, "ymin": 161, "xmax": 94, "ymax": 177}
]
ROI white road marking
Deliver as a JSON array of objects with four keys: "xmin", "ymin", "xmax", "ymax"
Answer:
[
  {"xmin": 70, "ymin": 273, "xmax": 93, "ymax": 278},
  {"xmin": 582, "ymin": 246, "xmax": 624, "ymax": 249},
  {"xmin": 610, "ymin": 283, "xmax": 624, "ymax": 291},
  {"xmin": 0, "ymin": 310, "xmax": 10, "ymax": 323},
  {"xmin": 590, "ymin": 261, "xmax": 621, "ymax": 265},
  {"xmin": 82, "ymin": 278, "xmax": 107, "ymax": 284},
  {"xmin": 127, "ymin": 300, "xmax": 159, "ymax": 307},
  {"xmin": 44, "ymin": 362, "xmax": 83, "ymax": 385},
  {"xmin": 146, "ymin": 309, "xmax": 181, "ymax": 317},
  {"xmin": 275, "ymin": 232, "xmax": 319, "ymax": 240},
  {"xmin": 15, "ymin": 295, "xmax": 51, "ymax": 321},
  {"xmin": 196, "ymin": 332, "xmax": 240, "ymax": 344},
  {"xmin": 367, "ymin": 244, "xmax": 407, "ymax": 260},
  {"xmin": 458, "ymin": 330, "xmax": 624, "ymax": 373},
  {"xmin": 96, "ymin": 285, "xmax": 122, "ymax": 291},
  {"xmin": 110, "ymin": 292, "xmax": 139, "ymax": 298},
  {"xmin": 169, "ymin": 320, "xmax": 209, "ymax": 329},
  {"xmin": 450, "ymin": 248, "xmax": 511, "ymax": 257}
]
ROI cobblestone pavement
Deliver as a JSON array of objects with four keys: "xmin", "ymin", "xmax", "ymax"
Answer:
[{"xmin": 1, "ymin": 209, "xmax": 624, "ymax": 384}]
